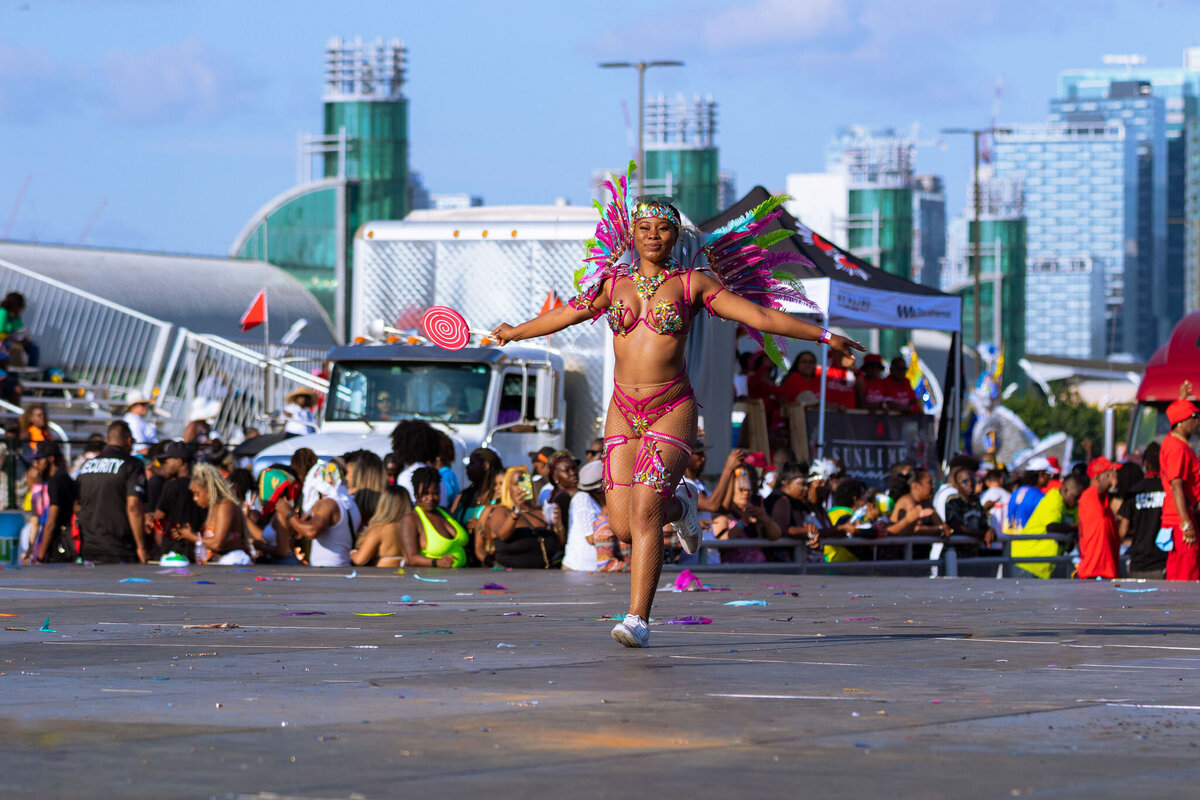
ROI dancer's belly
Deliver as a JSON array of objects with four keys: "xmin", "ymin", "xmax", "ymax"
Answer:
[{"xmin": 611, "ymin": 329, "xmax": 688, "ymax": 385}]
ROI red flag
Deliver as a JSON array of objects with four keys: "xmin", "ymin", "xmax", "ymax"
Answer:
[
  {"xmin": 540, "ymin": 291, "xmax": 564, "ymax": 314},
  {"xmin": 240, "ymin": 289, "xmax": 267, "ymax": 332}
]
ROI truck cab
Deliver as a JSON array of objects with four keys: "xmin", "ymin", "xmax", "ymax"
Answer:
[
  {"xmin": 253, "ymin": 341, "xmax": 565, "ymax": 481},
  {"xmin": 1128, "ymin": 311, "xmax": 1200, "ymax": 456}
]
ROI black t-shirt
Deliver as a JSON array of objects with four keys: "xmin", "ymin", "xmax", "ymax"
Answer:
[
  {"xmin": 945, "ymin": 495, "xmax": 989, "ymax": 534},
  {"xmin": 157, "ymin": 476, "xmax": 206, "ymax": 532},
  {"xmin": 145, "ymin": 474, "xmax": 168, "ymax": 515},
  {"xmin": 45, "ymin": 469, "xmax": 76, "ymax": 529},
  {"xmin": 1119, "ymin": 475, "xmax": 1166, "ymax": 572},
  {"xmin": 76, "ymin": 445, "xmax": 146, "ymax": 563}
]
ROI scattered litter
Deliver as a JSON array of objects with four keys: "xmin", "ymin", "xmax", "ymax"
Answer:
[
  {"xmin": 345, "ymin": 570, "xmax": 358, "ymax": 579},
  {"xmin": 661, "ymin": 616, "xmax": 713, "ymax": 625},
  {"xmin": 400, "ymin": 595, "xmax": 412, "ymax": 602},
  {"xmin": 930, "ymin": 699, "xmax": 941, "ymax": 704},
  {"xmin": 280, "ymin": 612, "xmax": 325, "ymax": 616},
  {"xmin": 497, "ymin": 642, "xmax": 517, "ymax": 648},
  {"xmin": 1114, "ymin": 587, "xmax": 1158, "ymax": 593},
  {"xmin": 194, "ymin": 580, "xmax": 215, "ymax": 584},
  {"xmin": 354, "ymin": 612, "xmax": 395, "ymax": 617},
  {"xmin": 151, "ymin": 676, "xmax": 170, "ymax": 680},
  {"xmin": 840, "ymin": 617, "xmax": 880, "ymax": 622},
  {"xmin": 5, "ymin": 627, "xmax": 27, "ymax": 631},
  {"xmin": 412, "ymin": 574, "xmax": 447, "ymax": 583},
  {"xmin": 119, "ymin": 578, "xmax": 152, "ymax": 583},
  {"xmin": 393, "ymin": 630, "xmax": 452, "ymax": 637},
  {"xmin": 481, "ymin": 582, "xmax": 509, "ymax": 591},
  {"xmin": 764, "ymin": 584, "xmax": 798, "ymax": 588},
  {"xmin": 851, "ymin": 712, "xmax": 860, "ymax": 717},
  {"xmin": 502, "ymin": 612, "xmax": 522, "ymax": 616},
  {"xmin": 463, "ymin": 656, "xmax": 475, "ymax": 661},
  {"xmin": 0, "ymin": 614, "xmax": 21, "ymax": 617},
  {"xmin": 182, "ymin": 622, "xmax": 239, "ymax": 629},
  {"xmin": 508, "ymin": 700, "xmax": 538, "ymax": 707},
  {"xmin": 390, "ymin": 601, "xmax": 438, "ymax": 607},
  {"xmin": 349, "ymin": 645, "xmax": 378, "ymax": 649},
  {"xmin": 255, "ymin": 576, "xmax": 299, "ymax": 582},
  {"xmin": 455, "ymin": 593, "xmax": 474, "ymax": 596},
  {"xmin": 770, "ymin": 616, "xmax": 794, "ymax": 622},
  {"xmin": 843, "ymin": 688, "xmax": 867, "ymax": 693},
  {"xmin": 674, "ymin": 569, "xmax": 707, "ymax": 592},
  {"xmin": 725, "ymin": 600, "xmax": 768, "ymax": 607},
  {"xmin": 39, "ymin": 618, "xmax": 55, "ymax": 633},
  {"xmin": 854, "ymin": 743, "xmax": 870, "ymax": 749}
]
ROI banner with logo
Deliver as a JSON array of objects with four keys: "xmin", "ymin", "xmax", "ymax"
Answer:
[
  {"xmin": 806, "ymin": 410, "xmax": 940, "ymax": 487},
  {"xmin": 791, "ymin": 278, "xmax": 962, "ymax": 333}
]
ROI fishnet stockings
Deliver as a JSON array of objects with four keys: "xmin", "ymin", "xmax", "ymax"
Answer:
[{"xmin": 603, "ymin": 377, "xmax": 697, "ymax": 621}]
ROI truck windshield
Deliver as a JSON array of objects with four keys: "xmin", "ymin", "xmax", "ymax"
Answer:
[{"xmin": 326, "ymin": 361, "xmax": 490, "ymax": 424}]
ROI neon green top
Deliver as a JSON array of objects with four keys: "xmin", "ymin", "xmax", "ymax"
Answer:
[{"xmin": 415, "ymin": 507, "xmax": 468, "ymax": 567}]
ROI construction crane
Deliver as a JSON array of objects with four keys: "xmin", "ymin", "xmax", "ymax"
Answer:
[
  {"xmin": 76, "ymin": 200, "xmax": 107, "ymax": 245},
  {"xmin": 3, "ymin": 175, "xmax": 32, "ymax": 241}
]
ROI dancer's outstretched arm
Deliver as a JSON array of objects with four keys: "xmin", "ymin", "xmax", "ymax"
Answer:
[
  {"xmin": 492, "ymin": 283, "xmax": 610, "ymax": 345},
  {"xmin": 697, "ymin": 273, "xmax": 865, "ymax": 363}
]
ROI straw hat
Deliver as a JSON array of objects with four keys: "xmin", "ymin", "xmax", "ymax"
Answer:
[
  {"xmin": 286, "ymin": 387, "xmax": 320, "ymax": 404},
  {"xmin": 124, "ymin": 390, "xmax": 152, "ymax": 412}
]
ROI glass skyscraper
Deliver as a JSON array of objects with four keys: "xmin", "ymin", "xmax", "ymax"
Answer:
[
  {"xmin": 993, "ymin": 123, "xmax": 1140, "ymax": 357},
  {"xmin": 642, "ymin": 94, "xmax": 720, "ymax": 223},
  {"xmin": 1059, "ymin": 53, "xmax": 1200, "ymax": 330}
]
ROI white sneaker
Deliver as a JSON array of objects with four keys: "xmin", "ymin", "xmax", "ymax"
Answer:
[
  {"xmin": 671, "ymin": 482, "xmax": 701, "ymax": 555},
  {"xmin": 610, "ymin": 614, "xmax": 650, "ymax": 648}
]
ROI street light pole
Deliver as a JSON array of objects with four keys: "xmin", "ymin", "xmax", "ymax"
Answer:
[
  {"xmin": 942, "ymin": 126, "xmax": 1014, "ymax": 348},
  {"xmin": 599, "ymin": 59, "xmax": 684, "ymax": 195}
]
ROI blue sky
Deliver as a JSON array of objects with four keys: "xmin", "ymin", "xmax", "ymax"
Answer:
[{"xmin": 0, "ymin": 0, "xmax": 1195, "ymax": 256}]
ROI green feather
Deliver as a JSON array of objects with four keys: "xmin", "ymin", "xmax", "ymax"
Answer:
[
  {"xmin": 592, "ymin": 199, "xmax": 603, "ymax": 214},
  {"xmin": 573, "ymin": 266, "xmax": 586, "ymax": 293},
  {"xmin": 754, "ymin": 229, "xmax": 792, "ymax": 249},
  {"xmin": 749, "ymin": 194, "xmax": 793, "ymax": 222},
  {"xmin": 627, "ymin": 160, "xmax": 638, "ymax": 178},
  {"xmin": 763, "ymin": 333, "xmax": 787, "ymax": 371}
]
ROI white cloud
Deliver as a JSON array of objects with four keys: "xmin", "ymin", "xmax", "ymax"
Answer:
[
  {"xmin": 700, "ymin": 0, "xmax": 849, "ymax": 50},
  {"xmin": 0, "ymin": 38, "xmax": 261, "ymax": 126}
]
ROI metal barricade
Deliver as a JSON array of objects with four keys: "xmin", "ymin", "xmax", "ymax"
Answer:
[
  {"xmin": 155, "ymin": 330, "xmax": 328, "ymax": 440},
  {"xmin": 0, "ymin": 257, "xmax": 172, "ymax": 396}
]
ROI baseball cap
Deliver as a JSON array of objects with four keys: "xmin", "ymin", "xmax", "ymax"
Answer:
[
  {"xmin": 1166, "ymin": 399, "xmax": 1199, "ymax": 427},
  {"xmin": 1087, "ymin": 456, "xmax": 1119, "ymax": 479},
  {"xmin": 578, "ymin": 460, "xmax": 604, "ymax": 491},
  {"xmin": 528, "ymin": 445, "xmax": 556, "ymax": 465},
  {"xmin": 1024, "ymin": 456, "xmax": 1053, "ymax": 473},
  {"xmin": 162, "ymin": 441, "xmax": 195, "ymax": 463},
  {"xmin": 1046, "ymin": 456, "xmax": 1062, "ymax": 475}
]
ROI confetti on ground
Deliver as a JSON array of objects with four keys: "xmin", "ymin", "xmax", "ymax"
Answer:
[
  {"xmin": 255, "ymin": 576, "xmax": 300, "ymax": 581},
  {"xmin": 0, "ymin": 613, "xmax": 21, "ymax": 617},
  {"xmin": 354, "ymin": 612, "xmax": 396, "ymax": 617},
  {"xmin": 412, "ymin": 574, "xmax": 448, "ymax": 582},
  {"xmin": 841, "ymin": 617, "xmax": 880, "ymax": 622},
  {"xmin": 280, "ymin": 611, "xmax": 326, "ymax": 616},
  {"xmin": 764, "ymin": 584, "xmax": 798, "ymax": 588},
  {"xmin": 497, "ymin": 642, "xmax": 517, "ymax": 648},
  {"xmin": 725, "ymin": 600, "xmax": 768, "ymax": 607},
  {"xmin": 661, "ymin": 616, "xmax": 713, "ymax": 625},
  {"xmin": 119, "ymin": 578, "xmax": 152, "ymax": 583},
  {"xmin": 40, "ymin": 618, "xmax": 55, "ymax": 632},
  {"xmin": 182, "ymin": 622, "xmax": 239, "ymax": 629},
  {"xmin": 194, "ymin": 581, "xmax": 215, "ymax": 584},
  {"xmin": 481, "ymin": 583, "xmax": 509, "ymax": 590},
  {"xmin": 1114, "ymin": 587, "xmax": 1158, "ymax": 593},
  {"xmin": 5, "ymin": 627, "xmax": 27, "ymax": 631},
  {"xmin": 393, "ymin": 630, "xmax": 453, "ymax": 637},
  {"xmin": 502, "ymin": 612, "xmax": 521, "ymax": 616}
]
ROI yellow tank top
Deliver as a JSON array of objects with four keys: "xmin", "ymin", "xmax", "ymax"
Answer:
[{"xmin": 415, "ymin": 507, "xmax": 468, "ymax": 567}]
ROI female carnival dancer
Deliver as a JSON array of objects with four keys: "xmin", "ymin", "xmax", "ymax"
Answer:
[{"xmin": 492, "ymin": 165, "xmax": 863, "ymax": 647}]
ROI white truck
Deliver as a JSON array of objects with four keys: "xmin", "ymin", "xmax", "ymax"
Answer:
[{"xmin": 252, "ymin": 340, "xmax": 567, "ymax": 479}]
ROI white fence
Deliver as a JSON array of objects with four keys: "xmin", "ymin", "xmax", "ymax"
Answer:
[
  {"xmin": 155, "ymin": 331, "xmax": 329, "ymax": 440},
  {"xmin": 0, "ymin": 257, "xmax": 172, "ymax": 396},
  {"xmin": 0, "ymin": 258, "xmax": 329, "ymax": 441}
]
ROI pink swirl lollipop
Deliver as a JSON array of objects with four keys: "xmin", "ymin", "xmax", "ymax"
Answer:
[{"xmin": 421, "ymin": 306, "xmax": 471, "ymax": 350}]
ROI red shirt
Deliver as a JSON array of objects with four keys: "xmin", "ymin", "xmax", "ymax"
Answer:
[
  {"xmin": 883, "ymin": 379, "xmax": 918, "ymax": 414},
  {"xmin": 780, "ymin": 373, "xmax": 820, "ymax": 403},
  {"xmin": 860, "ymin": 377, "xmax": 889, "ymax": 407},
  {"xmin": 1160, "ymin": 434, "xmax": 1200, "ymax": 527},
  {"xmin": 1076, "ymin": 485, "xmax": 1118, "ymax": 579},
  {"xmin": 818, "ymin": 366, "xmax": 857, "ymax": 409}
]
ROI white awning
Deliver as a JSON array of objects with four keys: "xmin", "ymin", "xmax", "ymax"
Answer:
[{"xmin": 785, "ymin": 277, "xmax": 962, "ymax": 333}]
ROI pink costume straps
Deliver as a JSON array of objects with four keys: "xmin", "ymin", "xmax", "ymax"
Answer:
[
  {"xmin": 571, "ymin": 268, "xmax": 721, "ymax": 337},
  {"xmin": 603, "ymin": 430, "xmax": 694, "ymax": 499},
  {"xmin": 611, "ymin": 373, "xmax": 694, "ymax": 438}
]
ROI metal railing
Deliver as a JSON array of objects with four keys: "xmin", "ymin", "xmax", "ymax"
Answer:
[
  {"xmin": 155, "ymin": 330, "xmax": 329, "ymax": 440},
  {"xmin": 0, "ymin": 257, "xmax": 172, "ymax": 396},
  {"xmin": 677, "ymin": 533, "xmax": 1079, "ymax": 577}
]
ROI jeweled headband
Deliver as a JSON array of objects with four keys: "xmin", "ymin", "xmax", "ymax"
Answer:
[{"xmin": 633, "ymin": 202, "xmax": 680, "ymax": 227}]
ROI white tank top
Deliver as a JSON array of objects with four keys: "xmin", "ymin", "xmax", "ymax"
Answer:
[{"xmin": 308, "ymin": 495, "xmax": 359, "ymax": 567}]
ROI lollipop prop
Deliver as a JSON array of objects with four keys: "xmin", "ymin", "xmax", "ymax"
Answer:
[{"xmin": 420, "ymin": 306, "xmax": 491, "ymax": 351}]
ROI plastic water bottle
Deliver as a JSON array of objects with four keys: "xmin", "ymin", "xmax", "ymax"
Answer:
[{"xmin": 195, "ymin": 539, "xmax": 207, "ymax": 565}]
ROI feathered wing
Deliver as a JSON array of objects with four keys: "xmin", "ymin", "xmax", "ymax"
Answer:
[
  {"xmin": 576, "ymin": 160, "xmax": 638, "ymax": 304},
  {"xmin": 698, "ymin": 195, "xmax": 819, "ymax": 367}
]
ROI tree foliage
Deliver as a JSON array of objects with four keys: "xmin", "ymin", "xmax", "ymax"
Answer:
[{"xmin": 1002, "ymin": 388, "xmax": 1130, "ymax": 452}]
